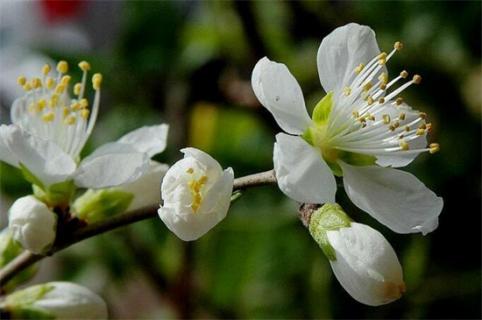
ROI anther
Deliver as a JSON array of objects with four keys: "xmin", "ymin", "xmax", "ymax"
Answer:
[
  {"xmin": 36, "ymin": 99, "xmax": 46, "ymax": 112},
  {"xmin": 42, "ymin": 112, "xmax": 55, "ymax": 122},
  {"xmin": 80, "ymin": 109, "xmax": 90, "ymax": 119},
  {"xmin": 394, "ymin": 41, "xmax": 403, "ymax": 51},
  {"xmin": 63, "ymin": 107, "xmax": 70, "ymax": 117},
  {"xmin": 378, "ymin": 97, "xmax": 385, "ymax": 104},
  {"xmin": 404, "ymin": 125, "xmax": 410, "ymax": 132},
  {"xmin": 23, "ymin": 83, "xmax": 32, "ymax": 91},
  {"xmin": 378, "ymin": 73, "xmax": 388, "ymax": 84},
  {"xmin": 186, "ymin": 168, "xmax": 194, "ymax": 174},
  {"xmin": 17, "ymin": 76, "xmax": 27, "ymax": 86},
  {"xmin": 383, "ymin": 114, "xmax": 391, "ymax": 124},
  {"xmin": 429, "ymin": 143, "xmax": 440, "ymax": 154},
  {"xmin": 31, "ymin": 78, "xmax": 42, "ymax": 89},
  {"xmin": 42, "ymin": 64, "xmax": 51, "ymax": 75},
  {"xmin": 416, "ymin": 128, "xmax": 425, "ymax": 136},
  {"xmin": 46, "ymin": 77, "xmax": 56, "ymax": 89},
  {"xmin": 392, "ymin": 121, "xmax": 400, "ymax": 129},
  {"xmin": 61, "ymin": 75, "xmax": 71, "ymax": 86},
  {"xmin": 55, "ymin": 84, "xmax": 66, "ymax": 95},
  {"xmin": 363, "ymin": 82, "xmax": 373, "ymax": 92},
  {"xmin": 367, "ymin": 97, "xmax": 374, "ymax": 105},
  {"xmin": 71, "ymin": 102, "xmax": 81, "ymax": 111},
  {"xmin": 412, "ymin": 74, "xmax": 422, "ymax": 84},
  {"xmin": 92, "ymin": 73, "xmax": 102, "ymax": 90},
  {"xmin": 79, "ymin": 99, "xmax": 89, "ymax": 108},
  {"xmin": 64, "ymin": 115, "xmax": 76, "ymax": 125},
  {"xmin": 400, "ymin": 70, "xmax": 409, "ymax": 79},
  {"xmin": 352, "ymin": 111, "xmax": 360, "ymax": 118},
  {"xmin": 74, "ymin": 83, "xmax": 82, "ymax": 95},
  {"xmin": 78, "ymin": 61, "xmax": 91, "ymax": 72},
  {"xmin": 343, "ymin": 87, "xmax": 352, "ymax": 96},
  {"xmin": 380, "ymin": 83, "xmax": 387, "ymax": 90},
  {"xmin": 396, "ymin": 97, "xmax": 403, "ymax": 105},
  {"xmin": 56, "ymin": 61, "xmax": 69, "ymax": 74},
  {"xmin": 354, "ymin": 63, "xmax": 365, "ymax": 74},
  {"xmin": 399, "ymin": 113, "xmax": 406, "ymax": 121},
  {"xmin": 399, "ymin": 140, "xmax": 409, "ymax": 150},
  {"xmin": 426, "ymin": 123, "xmax": 432, "ymax": 132},
  {"xmin": 419, "ymin": 112, "xmax": 427, "ymax": 119},
  {"xmin": 50, "ymin": 94, "xmax": 59, "ymax": 107}
]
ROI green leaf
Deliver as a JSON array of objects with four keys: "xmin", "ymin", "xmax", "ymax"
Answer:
[
  {"xmin": 312, "ymin": 92, "xmax": 333, "ymax": 125},
  {"xmin": 5, "ymin": 284, "xmax": 54, "ymax": 306}
]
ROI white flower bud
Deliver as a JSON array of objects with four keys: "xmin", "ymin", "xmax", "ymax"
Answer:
[
  {"xmin": 3, "ymin": 281, "xmax": 108, "ymax": 319},
  {"xmin": 8, "ymin": 196, "xmax": 57, "ymax": 254},
  {"xmin": 120, "ymin": 160, "xmax": 169, "ymax": 211},
  {"xmin": 158, "ymin": 148, "xmax": 234, "ymax": 241},
  {"xmin": 326, "ymin": 222, "xmax": 405, "ymax": 306}
]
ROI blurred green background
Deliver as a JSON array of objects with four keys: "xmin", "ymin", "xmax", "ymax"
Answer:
[{"xmin": 0, "ymin": 1, "xmax": 480, "ymax": 318}]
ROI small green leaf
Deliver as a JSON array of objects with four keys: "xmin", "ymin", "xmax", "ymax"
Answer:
[
  {"xmin": 312, "ymin": 92, "xmax": 333, "ymax": 125},
  {"xmin": 5, "ymin": 284, "xmax": 54, "ymax": 306}
]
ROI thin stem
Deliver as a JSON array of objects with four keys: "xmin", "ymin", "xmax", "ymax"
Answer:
[{"xmin": 0, "ymin": 170, "xmax": 277, "ymax": 288}]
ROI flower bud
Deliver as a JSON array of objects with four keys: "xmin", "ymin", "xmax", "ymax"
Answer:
[
  {"xmin": 309, "ymin": 203, "xmax": 405, "ymax": 306},
  {"xmin": 119, "ymin": 161, "xmax": 169, "ymax": 211},
  {"xmin": 72, "ymin": 189, "xmax": 134, "ymax": 224},
  {"xmin": 8, "ymin": 196, "xmax": 57, "ymax": 254},
  {"xmin": 158, "ymin": 148, "xmax": 234, "ymax": 241},
  {"xmin": 2, "ymin": 282, "xmax": 108, "ymax": 319}
]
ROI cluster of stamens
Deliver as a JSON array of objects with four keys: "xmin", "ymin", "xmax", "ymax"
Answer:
[
  {"xmin": 14, "ymin": 60, "xmax": 102, "ymax": 157},
  {"xmin": 186, "ymin": 167, "xmax": 208, "ymax": 213},
  {"xmin": 327, "ymin": 41, "xmax": 439, "ymax": 156}
]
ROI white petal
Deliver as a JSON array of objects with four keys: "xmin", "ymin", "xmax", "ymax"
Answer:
[
  {"xmin": 251, "ymin": 57, "xmax": 312, "ymax": 134},
  {"xmin": 0, "ymin": 125, "xmax": 76, "ymax": 186},
  {"xmin": 181, "ymin": 147, "xmax": 223, "ymax": 179},
  {"xmin": 327, "ymin": 223, "xmax": 405, "ymax": 306},
  {"xmin": 317, "ymin": 23, "xmax": 383, "ymax": 94},
  {"xmin": 75, "ymin": 142, "xmax": 149, "ymax": 188},
  {"xmin": 273, "ymin": 133, "xmax": 336, "ymax": 204},
  {"xmin": 120, "ymin": 161, "xmax": 169, "ymax": 211},
  {"xmin": 340, "ymin": 162, "xmax": 443, "ymax": 234},
  {"xmin": 117, "ymin": 124, "xmax": 169, "ymax": 157}
]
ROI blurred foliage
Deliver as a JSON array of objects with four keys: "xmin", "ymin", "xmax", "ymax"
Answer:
[{"xmin": 1, "ymin": 0, "xmax": 480, "ymax": 319}]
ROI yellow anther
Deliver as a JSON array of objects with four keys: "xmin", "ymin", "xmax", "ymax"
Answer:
[
  {"xmin": 92, "ymin": 73, "xmax": 102, "ymax": 90},
  {"xmin": 367, "ymin": 114, "xmax": 375, "ymax": 121},
  {"xmin": 71, "ymin": 102, "xmax": 81, "ymax": 111},
  {"xmin": 186, "ymin": 168, "xmax": 194, "ymax": 174},
  {"xmin": 46, "ymin": 77, "xmax": 56, "ymax": 89},
  {"xmin": 31, "ymin": 77, "xmax": 42, "ymax": 89},
  {"xmin": 378, "ymin": 52, "xmax": 387, "ymax": 59},
  {"xmin": 363, "ymin": 82, "xmax": 373, "ymax": 92},
  {"xmin": 198, "ymin": 175, "xmax": 208, "ymax": 185},
  {"xmin": 416, "ymin": 128, "xmax": 426, "ymax": 136},
  {"xmin": 429, "ymin": 143, "xmax": 439, "ymax": 154},
  {"xmin": 378, "ymin": 73, "xmax": 388, "ymax": 84},
  {"xmin": 367, "ymin": 97, "xmax": 374, "ymax": 105},
  {"xmin": 426, "ymin": 123, "xmax": 432, "ymax": 132},
  {"xmin": 42, "ymin": 64, "xmax": 51, "ymax": 75},
  {"xmin": 358, "ymin": 116, "xmax": 367, "ymax": 123},
  {"xmin": 17, "ymin": 76, "xmax": 27, "ymax": 86},
  {"xmin": 412, "ymin": 74, "xmax": 422, "ymax": 84},
  {"xmin": 399, "ymin": 140, "xmax": 409, "ymax": 150},
  {"xmin": 78, "ymin": 61, "xmax": 91, "ymax": 72},
  {"xmin": 57, "ymin": 60, "xmax": 69, "ymax": 74},
  {"xmin": 50, "ymin": 94, "xmax": 59, "ymax": 107},
  {"xmin": 63, "ymin": 107, "xmax": 70, "ymax": 117},
  {"xmin": 352, "ymin": 111, "xmax": 360, "ymax": 118},
  {"xmin": 399, "ymin": 134, "xmax": 404, "ymax": 139},
  {"xmin": 188, "ymin": 175, "xmax": 208, "ymax": 213},
  {"xmin": 343, "ymin": 87, "xmax": 352, "ymax": 96},
  {"xmin": 383, "ymin": 114, "xmax": 391, "ymax": 124},
  {"xmin": 419, "ymin": 112, "xmax": 427, "ymax": 119},
  {"xmin": 28, "ymin": 103, "xmax": 36, "ymax": 113},
  {"xmin": 396, "ymin": 97, "xmax": 403, "ymax": 105},
  {"xmin": 61, "ymin": 75, "xmax": 71, "ymax": 86},
  {"xmin": 380, "ymin": 83, "xmax": 387, "ymax": 90},
  {"xmin": 64, "ymin": 115, "xmax": 76, "ymax": 125},
  {"xmin": 400, "ymin": 70, "xmax": 409, "ymax": 79},
  {"xmin": 23, "ymin": 83, "xmax": 32, "ymax": 91},
  {"xmin": 74, "ymin": 83, "xmax": 82, "ymax": 95},
  {"xmin": 399, "ymin": 113, "xmax": 406, "ymax": 121},
  {"xmin": 79, "ymin": 99, "xmax": 89, "ymax": 108},
  {"xmin": 36, "ymin": 99, "xmax": 47, "ymax": 112},
  {"xmin": 404, "ymin": 125, "xmax": 411, "ymax": 132},
  {"xmin": 419, "ymin": 123, "xmax": 427, "ymax": 130},
  {"xmin": 389, "ymin": 124, "xmax": 396, "ymax": 131},
  {"xmin": 394, "ymin": 41, "xmax": 403, "ymax": 51},
  {"xmin": 42, "ymin": 112, "xmax": 55, "ymax": 123},
  {"xmin": 55, "ymin": 84, "xmax": 66, "ymax": 95},
  {"xmin": 80, "ymin": 109, "xmax": 90, "ymax": 119},
  {"xmin": 378, "ymin": 58, "xmax": 386, "ymax": 65},
  {"xmin": 354, "ymin": 63, "xmax": 365, "ymax": 74},
  {"xmin": 378, "ymin": 97, "xmax": 385, "ymax": 104},
  {"xmin": 392, "ymin": 121, "xmax": 400, "ymax": 129}
]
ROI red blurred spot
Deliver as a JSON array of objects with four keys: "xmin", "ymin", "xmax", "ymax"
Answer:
[{"xmin": 40, "ymin": 0, "xmax": 85, "ymax": 23}]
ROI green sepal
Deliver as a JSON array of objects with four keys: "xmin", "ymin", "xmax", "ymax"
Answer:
[
  {"xmin": 312, "ymin": 92, "xmax": 333, "ymax": 125},
  {"xmin": 4, "ymin": 284, "xmax": 55, "ymax": 319},
  {"xmin": 33, "ymin": 180, "xmax": 75, "ymax": 208},
  {"xmin": 308, "ymin": 203, "xmax": 352, "ymax": 261},
  {"xmin": 72, "ymin": 188, "xmax": 134, "ymax": 224}
]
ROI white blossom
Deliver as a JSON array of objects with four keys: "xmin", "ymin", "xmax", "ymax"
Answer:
[
  {"xmin": 251, "ymin": 23, "xmax": 443, "ymax": 235},
  {"xmin": 158, "ymin": 148, "xmax": 234, "ymax": 241},
  {"xmin": 327, "ymin": 223, "xmax": 405, "ymax": 306},
  {"xmin": 0, "ymin": 60, "xmax": 169, "ymax": 194},
  {"xmin": 8, "ymin": 195, "xmax": 56, "ymax": 254}
]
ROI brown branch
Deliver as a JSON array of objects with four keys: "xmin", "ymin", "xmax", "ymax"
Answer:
[{"xmin": 0, "ymin": 170, "xmax": 278, "ymax": 288}]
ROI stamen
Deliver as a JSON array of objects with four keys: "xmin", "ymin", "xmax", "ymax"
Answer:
[
  {"xmin": 79, "ymin": 99, "xmax": 89, "ymax": 108},
  {"xmin": 383, "ymin": 114, "xmax": 391, "ymax": 124},
  {"xmin": 400, "ymin": 70, "xmax": 409, "ymax": 79},
  {"xmin": 429, "ymin": 143, "xmax": 440, "ymax": 154},
  {"xmin": 46, "ymin": 77, "xmax": 56, "ymax": 89},
  {"xmin": 17, "ymin": 76, "xmax": 27, "ymax": 86},
  {"xmin": 399, "ymin": 140, "xmax": 409, "ymax": 150},
  {"xmin": 78, "ymin": 61, "xmax": 91, "ymax": 72},
  {"xmin": 42, "ymin": 64, "xmax": 51, "ymax": 75},
  {"xmin": 31, "ymin": 78, "xmax": 42, "ymax": 89},
  {"xmin": 42, "ymin": 112, "xmax": 55, "ymax": 122},
  {"xmin": 186, "ymin": 168, "xmax": 194, "ymax": 174},
  {"xmin": 396, "ymin": 97, "xmax": 403, "ymax": 105},
  {"xmin": 61, "ymin": 75, "xmax": 71, "ymax": 86},
  {"xmin": 57, "ymin": 61, "xmax": 69, "ymax": 74},
  {"xmin": 74, "ymin": 83, "xmax": 82, "ymax": 95},
  {"xmin": 343, "ymin": 87, "xmax": 352, "ymax": 96},
  {"xmin": 64, "ymin": 115, "xmax": 76, "ymax": 125},
  {"xmin": 399, "ymin": 113, "xmax": 406, "ymax": 121},
  {"xmin": 355, "ymin": 63, "xmax": 365, "ymax": 74},
  {"xmin": 80, "ymin": 109, "xmax": 90, "ymax": 119},
  {"xmin": 412, "ymin": 74, "xmax": 422, "ymax": 84},
  {"xmin": 394, "ymin": 41, "xmax": 403, "ymax": 51},
  {"xmin": 92, "ymin": 73, "xmax": 102, "ymax": 90}
]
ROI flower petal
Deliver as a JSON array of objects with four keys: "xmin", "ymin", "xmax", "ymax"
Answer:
[
  {"xmin": 117, "ymin": 124, "xmax": 169, "ymax": 157},
  {"xmin": 75, "ymin": 142, "xmax": 149, "ymax": 188},
  {"xmin": 340, "ymin": 162, "xmax": 443, "ymax": 234},
  {"xmin": 251, "ymin": 57, "xmax": 312, "ymax": 134},
  {"xmin": 317, "ymin": 23, "xmax": 383, "ymax": 94},
  {"xmin": 274, "ymin": 133, "xmax": 336, "ymax": 204},
  {"xmin": 327, "ymin": 222, "xmax": 405, "ymax": 306},
  {"xmin": 0, "ymin": 125, "xmax": 76, "ymax": 186},
  {"xmin": 181, "ymin": 147, "xmax": 223, "ymax": 180}
]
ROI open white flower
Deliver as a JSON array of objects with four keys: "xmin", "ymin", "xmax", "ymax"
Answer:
[
  {"xmin": 2, "ymin": 281, "xmax": 107, "ymax": 319},
  {"xmin": 252, "ymin": 23, "xmax": 443, "ymax": 235},
  {"xmin": 0, "ymin": 60, "xmax": 168, "ymax": 201},
  {"xmin": 158, "ymin": 148, "xmax": 234, "ymax": 241},
  {"xmin": 8, "ymin": 195, "xmax": 57, "ymax": 254},
  {"xmin": 327, "ymin": 222, "xmax": 405, "ymax": 306}
]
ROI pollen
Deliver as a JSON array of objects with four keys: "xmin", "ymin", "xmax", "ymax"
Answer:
[
  {"xmin": 61, "ymin": 75, "xmax": 71, "ymax": 86},
  {"xmin": 363, "ymin": 82, "xmax": 373, "ymax": 92},
  {"xmin": 46, "ymin": 77, "xmax": 56, "ymax": 89},
  {"xmin": 78, "ymin": 61, "xmax": 91, "ymax": 72},
  {"xmin": 354, "ymin": 63, "xmax": 364, "ymax": 74},
  {"xmin": 92, "ymin": 73, "xmax": 102, "ymax": 90},
  {"xmin": 36, "ymin": 99, "xmax": 46, "ymax": 112},
  {"xmin": 429, "ymin": 143, "xmax": 440, "ymax": 154},
  {"xmin": 42, "ymin": 64, "xmax": 51, "ymax": 75},
  {"xmin": 378, "ymin": 73, "xmax": 388, "ymax": 84},
  {"xmin": 419, "ymin": 112, "xmax": 427, "ymax": 120},
  {"xmin": 79, "ymin": 99, "xmax": 89, "ymax": 108},
  {"xmin": 31, "ymin": 77, "xmax": 42, "ymax": 89},
  {"xmin": 74, "ymin": 83, "xmax": 82, "ymax": 95},
  {"xmin": 399, "ymin": 113, "xmax": 406, "ymax": 121},
  {"xmin": 17, "ymin": 76, "xmax": 27, "ymax": 86},
  {"xmin": 400, "ymin": 70, "xmax": 409, "ymax": 79},
  {"xmin": 412, "ymin": 74, "xmax": 422, "ymax": 84},
  {"xmin": 56, "ymin": 60, "xmax": 69, "ymax": 74},
  {"xmin": 80, "ymin": 109, "xmax": 90, "ymax": 119},
  {"xmin": 55, "ymin": 84, "xmax": 66, "ymax": 95},
  {"xmin": 399, "ymin": 140, "xmax": 409, "ymax": 150},
  {"xmin": 42, "ymin": 112, "xmax": 55, "ymax": 123},
  {"xmin": 378, "ymin": 97, "xmax": 385, "ymax": 104},
  {"xmin": 416, "ymin": 128, "xmax": 425, "ymax": 136},
  {"xmin": 188, "ymin": 175, "xmax": 208, "ymax": 213},
  {"xmin": 383, "ymin": 114, "xmax": 391, "ymax": 124},
  {"xmin": 394, "ymin": 41, "xmax": 403, "ymax": 51},
  {"xmin": 396, "ymin": 97, "xmax": 403, "ymax": 105},
  {"xmin": 64, "ymin": 115, "xmax": 76, "ymax": 125}
]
